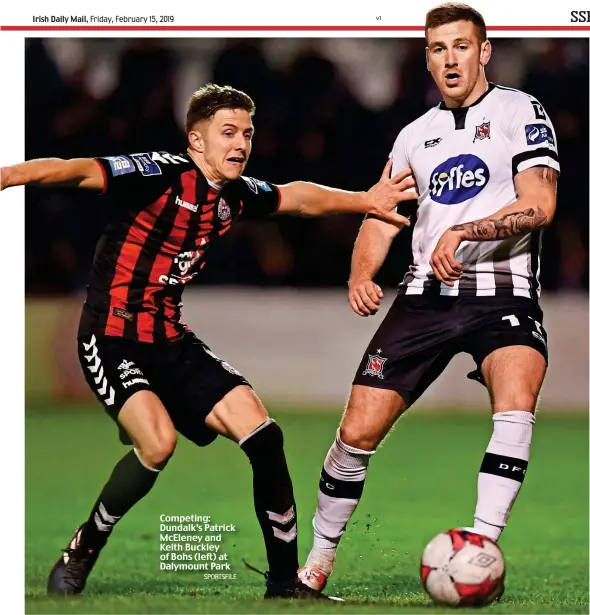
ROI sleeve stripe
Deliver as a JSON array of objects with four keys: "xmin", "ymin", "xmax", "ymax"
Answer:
[
  {"xmin": 274, "ymin": 185, "xmax": 282, "ymax": 213},
  {"xmin": 94, "ymin": 158, "xmax": 109, "ymax": 195},
  {"xmin": 516, "ymin": 158, "xmax": 560, "ymax": 176},
  {"xmin": 512, "ymin": 148, "xmax": 558, "ymax": 176}
]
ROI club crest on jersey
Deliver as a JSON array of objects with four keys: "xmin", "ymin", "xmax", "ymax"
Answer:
[
  {"xmin": 362, "ymin": 354, "xmax": 387, "ymax": 379},
  {"xmin": 429, "ymin": 155, "xmax": 490, "ymax": 205},
  {"xmin": 218, "ymin": 198, "xmax": 231, "ymax": 221},
  {"xmin": 473, "ymin": 121, "xmax": 490, "ymax": 142}
]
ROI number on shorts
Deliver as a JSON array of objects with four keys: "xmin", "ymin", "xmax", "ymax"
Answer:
[{"xmin": 502, "ymin": 314, "xmax": 520, "ymax": 327}]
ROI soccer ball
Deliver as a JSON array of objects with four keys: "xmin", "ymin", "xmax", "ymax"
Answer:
[{"xmin": 420, "ymin": 528, "xmax": 505, "ymax": 607}]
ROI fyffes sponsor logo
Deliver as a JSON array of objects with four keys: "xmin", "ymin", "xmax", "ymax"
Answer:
[{"xmin": 429, "ymin": 155, "xmax": 490, "ymax": 205}]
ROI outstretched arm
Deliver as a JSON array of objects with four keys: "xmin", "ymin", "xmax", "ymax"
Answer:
[
  {"xmin": 348, "ymin": 215, "xmax": 404, "ymax": 317},
  {"xmin": 0, "ymin": 158, "xmax": 105, "ymax": 191},
  {"xmin": 275, "ymin": 160, "xmax": 417, "ymax": 226},
  {"xmin": 430, "ymin": 166, "xmax": 557, "ymax": 286}
]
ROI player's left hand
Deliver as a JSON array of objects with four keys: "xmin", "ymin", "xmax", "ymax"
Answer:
[
  {"xmin": 364, "ymin": 160, "xmax": 417, "ymax": 227},
  {"xmin": 430, "ymin": 228, "xmax": 464, "ymax": 287}
]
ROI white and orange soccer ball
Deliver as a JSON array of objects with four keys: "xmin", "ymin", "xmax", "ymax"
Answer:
[{"xmin": 420, "ymin": 528, "xmax": 505, "ymax": 607}]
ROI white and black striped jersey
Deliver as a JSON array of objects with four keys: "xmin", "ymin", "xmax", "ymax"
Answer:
[{"xmin": 390, "ymin": 83, "xmax": 559, "ymax": 299}]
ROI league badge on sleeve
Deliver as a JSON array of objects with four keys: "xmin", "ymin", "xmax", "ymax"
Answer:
[
  {"xmin": 131, "ymin": 153, "xmax": 162, "ymax": 176},
  {"xmin": 525, "ymin": 124, "xmax": 555, "ymax": 147},
  {"xmin": 105, "ymin": 155, "xmax": 135, "ymax": 176},
  {"xmin": 473, "ymin": 121, "xmax": 491, "ymax": 142},
  {"xmin": 362, "ymin": 353, "xmax": 387, "ymax": 379}
]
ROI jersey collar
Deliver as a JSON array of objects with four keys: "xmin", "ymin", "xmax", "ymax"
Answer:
[{"xmin": 439, "ymin": 82, "xmax": 496, "ymax": 111}]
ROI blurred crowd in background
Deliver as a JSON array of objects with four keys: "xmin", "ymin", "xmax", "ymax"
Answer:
[{"xmin": 25, "ymin": 37, "xmax": 589, "ymax": 294}]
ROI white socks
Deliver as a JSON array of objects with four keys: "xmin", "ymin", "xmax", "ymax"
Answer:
[
  {"xmin": 307, "ymin": 430, "xmax": 375, "ymax": 573},
  {"xmin": 474, "ymin": 410, "xmax": 535, "ymax": 541},
  {"xmin": 306, "ymin": 411, "xmax": 535, "ymax": 577}
]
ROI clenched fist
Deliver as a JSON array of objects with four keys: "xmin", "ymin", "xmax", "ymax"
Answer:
[{"xmin": 349, "ymin": 278, "xmax": 384, "ymax": 317}]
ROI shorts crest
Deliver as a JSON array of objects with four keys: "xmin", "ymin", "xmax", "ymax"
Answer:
[{"xmin": 362, "ymin": 354, "xmax": 387, "ymax": 379}]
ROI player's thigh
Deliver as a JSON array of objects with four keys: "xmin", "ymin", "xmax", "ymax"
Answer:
[
  {"xmin": 205, "ymin": 385, "xmax": 269, "ymax": 442},
  {"xmin": 344, "ymin": 343, "xmax": 456, "ymax": 451},
  {"xmin": 159, "ymin": 335, "xmax": 255, "ymax": 447},
  {"xmin": 481, "ymin": 346, "xmax": 547, "ymax": 413},
  {"xmin": 339, "ymin": 385, "xmax": 407, "ymax": 451},
  {"xmin": 350, "ymin": 299, "xmax": 458, "ymax": 450},
  {"xmin": 78, "ymin": 334, "xmax": 176, "ymax": 465},
  {"xmin": 461, "ymin": 299, "xmax": 548, "ymax": 413}
]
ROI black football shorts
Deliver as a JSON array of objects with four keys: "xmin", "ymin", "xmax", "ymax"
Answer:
[
  {"xmin": 77, "ymin": 332, "xmax": 250, "ymax": 447},
  {"xmin": 353, "ymin": 294, "xmax": 548, "ymax": 407}
]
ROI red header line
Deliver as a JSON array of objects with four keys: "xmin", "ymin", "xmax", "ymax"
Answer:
[{"xmin": 2, "ymin": 25, "xmax": 590, "ymax": 31}]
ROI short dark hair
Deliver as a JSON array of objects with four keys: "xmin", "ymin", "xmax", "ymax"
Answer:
[
  {"xmin": 425, "ymin": 2, "xmax": 487, "ymax": 44},
  {"xmin": 185, "ymin": 83, "xmax": 255, "ymax": 133}
]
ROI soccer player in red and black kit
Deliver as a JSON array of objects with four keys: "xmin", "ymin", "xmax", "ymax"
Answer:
[{"xmin": 1, "ymin": 84, "xmax": 416, "ymax": 599}]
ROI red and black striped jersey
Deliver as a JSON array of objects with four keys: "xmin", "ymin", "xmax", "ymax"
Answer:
[{"xmin": 78, "ymin": 150, "xmax": 280, "ymax": 343}]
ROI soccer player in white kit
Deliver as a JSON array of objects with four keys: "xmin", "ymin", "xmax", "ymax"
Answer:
[{"xmin": 299, "ymin": 2, "xmax": 559, "ymax": 593}]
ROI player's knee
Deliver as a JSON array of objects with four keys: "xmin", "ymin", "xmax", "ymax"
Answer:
[
  {"xmin": 242, "ymin": 420, "xmax": 283, "ymax": 452},
  {"xmin": 339, "ymin": 424, "xmax": 378, "ymax": 452},
  {"xmin": 240, "ymin": 420, "xmax": 285, "ymax": 468},
  {"xmin": 139, "ymin": 432, "xmax": 177, "ymax": 469}
]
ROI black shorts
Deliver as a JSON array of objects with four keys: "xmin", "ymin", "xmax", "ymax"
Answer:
[
  {"xmin": 77, "ymin": 333, "xmax": 250, "ymax": 447},
  {"xmin": 353, "ymin": 295, "xmax": 548, "ymax": 407}
]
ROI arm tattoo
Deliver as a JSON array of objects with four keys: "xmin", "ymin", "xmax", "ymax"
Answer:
[
  {"xmin": 450, "ymin": 166, "xmax": 556, "ymax": 241},
  {"xmin": 451, "ymin": 207, "xmax": 548, "ymax": 241}
]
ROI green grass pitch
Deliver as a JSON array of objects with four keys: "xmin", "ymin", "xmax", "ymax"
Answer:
[{"xmin": 25, "ymin": 405, "xmax": 588, "ymax": 614}]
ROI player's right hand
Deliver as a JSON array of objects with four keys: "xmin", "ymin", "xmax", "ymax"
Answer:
[
  {"xmin": 364, "ymin": 161, "xmax": 418, "ymax": 227},
  {"xmin": 349, "ymin": 278, "xmax": 383, "ymax": 317}
]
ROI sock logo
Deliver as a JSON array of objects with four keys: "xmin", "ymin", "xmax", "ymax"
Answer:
[
  {"xmin": 319, "ymin": 468, "xmax": 365, "ymax": 499},
  {"xmin": 266, "ymin": 505, "xmax": 297, "ymax": 543},
  {"xmin": 94, "ymin": 502, "xmax": 121, "ymax": 532},
  {"xmin": 499, "ymin": 463, "xmax": 525, "ymax": 475},
  {"xmin": 480, "ymin": 453, "xmax": 528, "ymax": 483}
]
